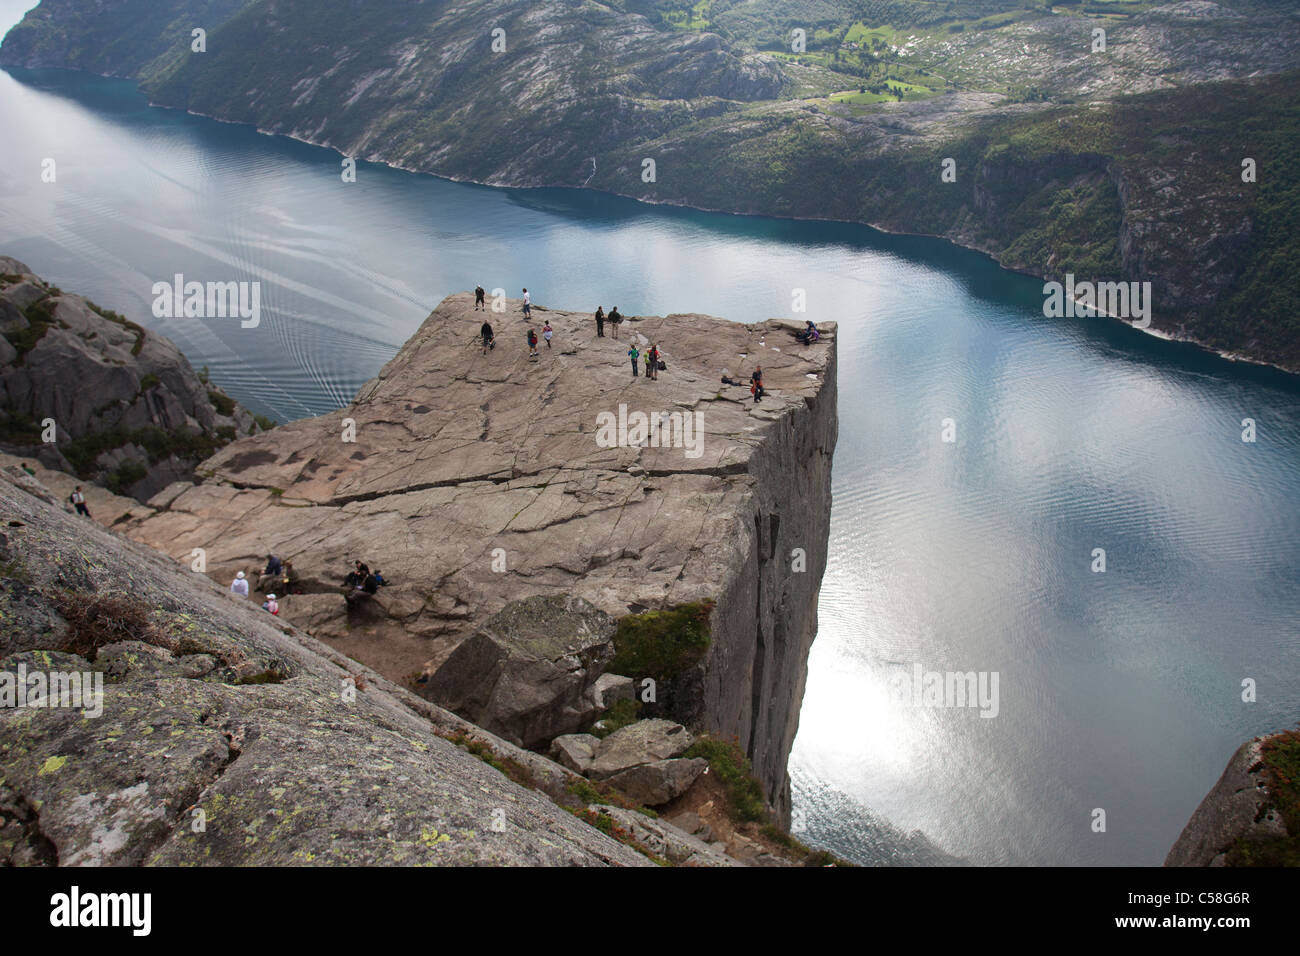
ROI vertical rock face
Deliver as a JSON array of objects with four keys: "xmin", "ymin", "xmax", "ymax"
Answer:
[{"xmin": 121, "ymin": 294, "xmax": 838, "ymax": 820}]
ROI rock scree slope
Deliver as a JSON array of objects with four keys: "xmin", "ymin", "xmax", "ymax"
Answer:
[{"xmin": 121, "ymin": 293, "xmax": 838, "ymax": 825}]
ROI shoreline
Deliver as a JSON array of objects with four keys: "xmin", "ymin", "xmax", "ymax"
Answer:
[{"xmin": 4, "ymin": 61, "xmax": 1297, "ymax": 381}]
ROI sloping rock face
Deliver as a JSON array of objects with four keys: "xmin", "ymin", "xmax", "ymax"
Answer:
[
  {"xmin": 424, "ymin": 594, "xmax": 616, "ymax": 749},
  {"xmin": 1165, "ymin": 736, "xmax": 1289, "ymax": 867},
  {"xmin": 0, "ymin": 258, "xmax": 261, "ymax": 502},
  {"xmin": 122, "ymin": 293, "xmax": 838, "ymax": 824},
  {"xmin": 0, "ymin": 466, "xmax": 650, "ymax": 866}
]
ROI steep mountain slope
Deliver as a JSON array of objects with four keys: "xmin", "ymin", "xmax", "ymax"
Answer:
[{"xmin": 0, "ymin": 258, "xmax": 266, "ymax": 501}]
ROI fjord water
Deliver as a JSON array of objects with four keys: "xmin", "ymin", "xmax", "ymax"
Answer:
[{"xmin": 3, "ymin": 36, "xmax": 1299, "ymax": 864}]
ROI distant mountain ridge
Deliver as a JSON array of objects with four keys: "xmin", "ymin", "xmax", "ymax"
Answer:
[{"xmin": 3, "ymin": 0, "xmax": 1298, "ymax": 369}]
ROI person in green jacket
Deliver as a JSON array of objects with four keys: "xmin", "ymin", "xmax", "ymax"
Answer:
[{"xmin": 628, "ymin": 344, "xmax": 640, "ymax": 377}]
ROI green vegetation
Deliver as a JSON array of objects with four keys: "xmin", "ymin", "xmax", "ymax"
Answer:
[
  {"xmin": 5, "ymin": 297, "xmax": 61, "ymax": 363},
  {"xmin": 60, "ymin": 424, "xmax": 225, "ymax": 480},
  {"xmin": 105, "ymin": 458, "xmax": 148, "ymax": 495},
  {"xmin": 253, "ymin": 414, "xmax": 276, "ymax": 432},
  {"xmin": 1227, "ymin": 729, "xmax": 1300, "ymax": 866},
  {"xmin": 590, "ymin": 696, "xmax": 641, "ymax": 739},
  {"xmin": 138, "ymin": 373, "xmax": 160, "ymax": 391},
  {"xmin": 609, "ymin": 600, "xmax": 714, "ymax": 680},
  {"xmin": 207, "ymin": 389, "xmax": 236, "ymax": 416},
  {"xmin": 0, "ymin": 403, "xmax": 44, "ymax": 444},
  {"xmin": 684, "ymin": 734, "xmax": 767, "ymax": 823}
]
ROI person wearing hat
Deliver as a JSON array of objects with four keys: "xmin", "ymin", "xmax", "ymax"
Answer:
[
  {"xmin": 230, "ymin": 570, "xmax": 249, "ymax": 598},
  {"xmin": 262, "ymin": 593, "xmax": 280, "ymax": 615}
]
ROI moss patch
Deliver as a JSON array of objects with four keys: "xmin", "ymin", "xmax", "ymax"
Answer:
[
  {"xmin": 609, "ymin": 600, "xmax": 713, "ymax": 680},
  {"xmin": 1227, "ymin": 728, "xmax": 1300, "ymax": 866}
]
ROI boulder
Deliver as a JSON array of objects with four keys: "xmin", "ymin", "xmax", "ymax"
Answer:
[
  {"xmin": 587, "ymin": 718, "xmax": 695, "ymax": 779},
  {"xmin": 590, "ymin": 672, "xmax": 634, "ymax": 710},
  {"xmin": 549, "ymin": 733, "xmax": 600, "ymax": 774},
  {"xmin": 598, "ymin": 807, "xmax": 739, "ymax": 866},
  {"xmin": 424, "ymin": 593, "xmax": 616, "ymax": 749},
  {"xmin": 605, "ymin": 757, "xmax": 708, "ymax": 806}
]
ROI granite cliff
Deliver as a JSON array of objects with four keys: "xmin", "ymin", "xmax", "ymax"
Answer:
[
  {"xmin": 117, "ymin": 293, "xmax": 837, "ymax": 825},
  {"xmin": 0, "ymin": 258, "xmax": 264, "ymax": 502}
]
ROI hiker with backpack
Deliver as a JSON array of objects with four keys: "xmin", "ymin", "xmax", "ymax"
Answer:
[
  {"xmin": 750, "ymin": 366, "xmax": 765, "ymax": 403},
  {"xmin": 646, "ymin": 344, "xmax": 660, "ymax": 380},
  {"xmin": 527, "ymin": 328, "xmax": 539, "ymax": 358},
  {"xmin": 69, "ymin": 486, "xmax": 90, "ymax": 518}
]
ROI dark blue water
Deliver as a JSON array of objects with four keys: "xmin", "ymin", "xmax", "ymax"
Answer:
[{"xmin": 3, "ymin": 1, "xmax": 1298, "ymax": 865}]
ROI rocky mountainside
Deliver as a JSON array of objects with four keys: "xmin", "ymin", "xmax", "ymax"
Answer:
[
  {"xmin": 117, "ymin": 293, "xmax": 838, "ymax": 825},
  {"xmin": 0, "ymin": 462, "xmax": 658, "ymax": 866},
  {"xmin": 0, "ymin": 258, "xmax": 264, "ymax": 501},
  {"xmin": 3, "ymin": 1, "xmax": 1298, "ymax": 368}
]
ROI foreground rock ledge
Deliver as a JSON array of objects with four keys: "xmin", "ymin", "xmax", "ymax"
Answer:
[
  {"xmin": 123, "ymin": 294, "xmax": 838, "ymax": 823},
  {"xmin": 0, "ymin": 468, "xmax": 651, "ymax": 866}
]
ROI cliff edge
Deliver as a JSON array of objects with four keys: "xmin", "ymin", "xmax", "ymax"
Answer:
[{"xmin": 121, "ymin": 294, "xmax": 838, "ymax": 824}]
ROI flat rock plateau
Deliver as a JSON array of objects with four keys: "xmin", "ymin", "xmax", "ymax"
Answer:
[{"xmin": 121, "ymin": 294, "xmax": 838, "ymax": 821}]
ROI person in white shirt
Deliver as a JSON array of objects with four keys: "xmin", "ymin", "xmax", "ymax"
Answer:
[
  {"xmin": 262, "ymin": 593, "xmax": 280, "ymax": 615},
  {"xmin": 522, "ymin": 287, "xmax": 531, "ymax": 317},
  {"xmin": 230, "ymin": 570, "xmax": 249, "ymax": 598}
]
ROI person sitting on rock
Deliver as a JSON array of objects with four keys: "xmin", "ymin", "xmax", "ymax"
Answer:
[
  {"xmin": 21, "ymin": 462, "xmax": 35, "ymax": 476},
  {"xmin": 258, "ymin": 554, "xmax": 282, "ymax": 591},
  {"xmin": 373, "ymin": 570, "xmax": 388, "ymax": 587},
  {"xmin": 230, "ymin": 570, "xmax": 249, "ymax": 598},
  {"xmin": 343, "ymin": 560, "xmax": 369, "ymax": 589},
  {"xmin": 360, "ymin": 572, "xmax": 379, "ymax": 595},
  {"xmin": 796, "ymin": 320, "xmax": 819, "ymax": 345},
  {"xmin": 262, "ymin": 593, "xmax": 280, "ymax": 615}
]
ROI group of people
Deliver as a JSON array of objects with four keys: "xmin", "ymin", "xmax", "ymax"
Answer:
[
  {"xmin": 627, "ymin": 342, "xmax": 663, "ymax": 379},
  {"xmin": 229, "ymin": 553, "xmax": 295, "ymax": 615},
  {"xmin": 720, "ymin": 366, "xmax": 766, "ymax": 403},
  {"xmin": 343, "ymin": 560, "xmax": 387, "ymax": 603},
  {"xmin": 594, "ymin": 306, "xmax": 623, "ymax": 338},
  {"xmin": 796, "ymin": 320, "xmax": 820, "ymax": 345}
]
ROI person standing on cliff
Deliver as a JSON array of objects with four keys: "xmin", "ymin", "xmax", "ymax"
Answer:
[
  {"xmin": 69, "ymin": 486, "xmax": 91, "ymax": 518},
  {"xmin": 480, "ymin": 319, "xmax": 495, "ymax": 354},
  {"xmin": 474, "ymin": 285, "xmax": 486, "ymax": 311},
  {"xmin": 628, "ymin": 344, "xmax": 640, "ymax": 377},
  {"xmin": 595, "ymin": 306, "xmax": 605, "ymax": 337},
  {"xmin": 542, "ymin": 321, "xmax": 553, "ymax": 348},
  {"xmin": 522, "ymin": 288, "xmax": 531, "ymax": 318},
  {"xmin": 527, "ymin": 328, "xmax": 539, "ymax": 358},
  {"xmin": 750, "ymin": 366, "xmax": 765, "ymax": 403},
  {"xmin": 608, "ymin": 306, "xmax": 622, "ymax": 340},
  {"xmin": 646, "ymin": 344, "xmax": 660, "ymax": 380}
]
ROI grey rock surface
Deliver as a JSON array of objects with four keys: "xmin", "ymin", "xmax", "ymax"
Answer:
[
  {"xmin": 1165, "ymin": 736, "xmax": 1289, "ymax": 867},
  {"xmin": 122, "ymin": 293, "xmax": 838, "ymax": 821},
  {"xmin": 605, "ymin": 757, "xmax": 709, "ymax": 806},
  {"xmin": 0, "ymin": 469, "xmax": 653, "ymax": 866},
  {"xmin": 424, "ymin": 593, "xmax": 616, "ymax": 749},
  {"xmin": 0, "ymin": 262, "xmax": 261, "ymax": 501},
  {"xmin": 587, "ymin": 719, "xmax": 695, "ymax": 780}
]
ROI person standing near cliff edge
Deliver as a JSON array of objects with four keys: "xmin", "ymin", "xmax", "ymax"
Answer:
[
  {"xmin": 628, "ymin": 344, "xmax": 640, "ymax": 377},
  {"xmin": 522, "ymin": 288, "xmax": 531, "ymax": 318},
  {"xmin": 474, "ymin": 285, "xmax": 486, "ymax": 311},
  {"xmin": 595, "ymin": 306, "xmax": 605, "ymax": 337}
]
